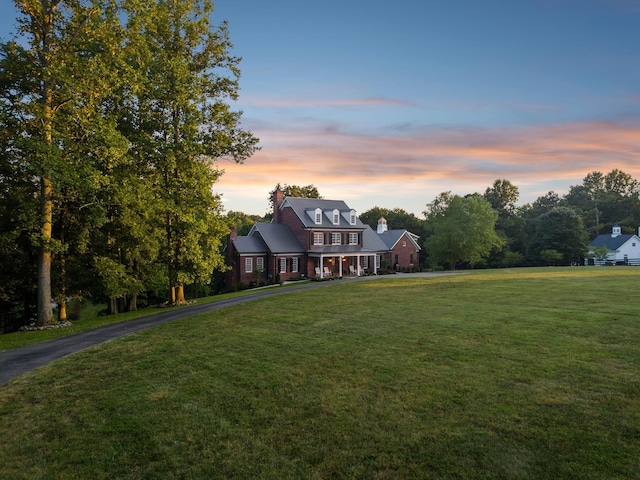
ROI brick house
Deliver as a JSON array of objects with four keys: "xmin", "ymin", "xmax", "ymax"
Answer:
[
  {"xmin": 225, "ymin": 191, "xmax": 393, "ymax": 287},
  {"xmin": 376, "ymin": 217, "xmax": 422, "ymax": 271}
]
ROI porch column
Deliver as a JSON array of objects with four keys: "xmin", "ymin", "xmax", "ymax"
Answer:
[{"xmin": 339, "ymin": 256, "xmax": 343, "ymax": 277}]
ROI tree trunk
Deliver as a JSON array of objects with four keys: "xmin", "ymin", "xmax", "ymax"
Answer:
[
  {"xmin": 127, "ymin": 294, "xmax": 137, "ymax": 311},
  {"xmin": 175, "ymin": 284, "xmax": 186, "ymax": 304},
  {"xmin": 58, "ymin": 298, "xmax": 67, "ymax": 323},
  {"xmin": 37, "ymin": 174, "xmax": 54, "ymax": 326},
  {"xmin": 108, "ymin": 297, "xmax": 118, "ymax": 315}
]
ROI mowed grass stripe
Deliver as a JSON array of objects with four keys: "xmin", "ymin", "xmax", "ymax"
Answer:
[{"xmin": 1, "ymin": 268, "xmax": 639, "ymax": 479}]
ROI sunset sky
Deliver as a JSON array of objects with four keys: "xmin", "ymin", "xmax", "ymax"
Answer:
[{"xmin": 2, "ymin": 1, "xmax": 640, "ymax": 217}]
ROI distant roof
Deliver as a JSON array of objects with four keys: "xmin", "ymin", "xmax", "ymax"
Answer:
[
  {"xmin": 589, "ymin": 234, "xmax": 636, "ymax": 250},
  {"xmin": 378, "ymin": 229, "xmax": 421, "ymax": 250},
  {"xmin": 232, "ymin": 236, "xmax": 267, "ymax": 254},
  {"xmin": 281, "ymin": 197, "xmax": 366, "ymax": 229},
  {"xmin": 362, "ymin": 225, "xmax": 391, "ymax": 252},
  {"xmin": 250, "ymin": 223, "xmax": 305, "ymax": 254}
]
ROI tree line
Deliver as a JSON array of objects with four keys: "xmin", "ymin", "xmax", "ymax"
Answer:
[
  {"xmin": 244, "ymin": 171, "xmax": 640, "ymax": 274},
  {"xmin": 0, "ymin": 0, "xmax": 259, "ymax": 331}
]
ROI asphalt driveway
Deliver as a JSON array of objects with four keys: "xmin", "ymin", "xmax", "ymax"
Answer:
[{"xmin": 0, "ymin": 272, "xmax": 447, "ymax": 386}]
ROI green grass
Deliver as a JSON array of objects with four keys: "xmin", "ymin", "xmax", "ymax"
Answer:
[
  {"xmin": 0, "ymin": 286, "xmax": 285, "ymax": 352},
  {"xmin": 1, "ymin": 268, "xmax": 639, "ymax": 479}
]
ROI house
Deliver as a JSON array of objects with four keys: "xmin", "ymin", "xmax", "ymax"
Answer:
[
  {"xmin": 588, "ymin": 225, "xmax": 640, "ymax": 265},
  {"xmin": 376, "ymin": 217, "xmax": 421, "ymax": 271},
  {"xmin": 225, "ymin": 191, "xmax": 391, "ymax": 287}
]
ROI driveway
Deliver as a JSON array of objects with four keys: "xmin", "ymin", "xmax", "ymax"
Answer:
[{"xmin": 0, "ymin": 272, "xmax": 447, "ymax": 386}]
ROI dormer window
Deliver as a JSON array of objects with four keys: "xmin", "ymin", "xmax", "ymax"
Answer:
[
  {"xmin": 315, "ymin": 208, "xmax": 322, "ymax": 224},
  {"xmin": 350, "ymin": 210, "xmax": 356, "ymax": 225},
  {"xmin": 332, "ymin": 209, "xmax": 340, "ymax": 225}
]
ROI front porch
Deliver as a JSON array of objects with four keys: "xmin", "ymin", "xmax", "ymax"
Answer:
[{"xmin": 310, "ymin": 253, "xmax": 378, "ymax": 279}]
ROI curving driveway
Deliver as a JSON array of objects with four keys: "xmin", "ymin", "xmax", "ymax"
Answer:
[{"xmin": 0, "ymin": 273, "xmax": 446, "ymax": 386}]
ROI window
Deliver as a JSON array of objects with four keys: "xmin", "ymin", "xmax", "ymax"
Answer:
[
  {"xmin": 245, "ymin": 257, "xmax": 253, "ymax": 273},
  {"xmin": 292, "ymin": 257, "xmax": 299, "ymax": 273},
  {"xmin": 363, "ymin": 256, "xmax": 369, "ymax": 268},
  {"xmin": 348, "ymin": 232, "xmax": 358, "ymax": 245},
  {"xmin": 350, "ymin": 210, "xmax": 357, "ymax": 225},
  {"xmin": 331, "ymin": 232, "xmax": 341, "ymax": 245},
  {"xmin": 402, "ymin": 241, "xmax": 407, "ymax": 247},
  {"xmin": 376, "ymin": 255, "xmax": 381, "ymax": 269},
  {"xmin": 313, "ymin": 232, "xmax": 324, "ymax": 245},
  {"xmin": 333, "ymin": 209, "xmax": 340, "ymax": 225},
  {"xmin": 256, "ymin": 257, "xmax": 264, "ymax": 271},
  {"xmin": 410, "ymin": 253, "xmax": 414, "ymax": 265},
  {"xmin": 279, "ymin": 257, "xmax": 287, "ymax": 273},
  {"xmin": 315, "ymin": 208, "xmax": 322, "ymax": 224}
]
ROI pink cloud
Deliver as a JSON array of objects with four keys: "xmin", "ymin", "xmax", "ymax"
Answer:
[
  {"xmin": 242, "ymin": 96, "xmax": 417, "ymax": 108},
  {"xmin": 216, "ymin": 119, "xmax": 640, "ymax": 215}
]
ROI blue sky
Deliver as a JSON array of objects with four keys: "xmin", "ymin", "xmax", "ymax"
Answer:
[{"xmin": 2, "ymin": 1, "xmax": 640, "ymax": 218}]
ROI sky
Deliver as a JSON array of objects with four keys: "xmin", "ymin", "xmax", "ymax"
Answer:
[{"xmin": 2, "ymin": 1, "xmax": 640, "ymax": 218}]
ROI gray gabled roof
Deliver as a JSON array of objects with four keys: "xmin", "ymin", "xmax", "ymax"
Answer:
[
  {"xmin": 362, "ymin": 225, "xmax": 391, "ymax": 252},
  {"xmin": 232, "ymin": 236, "xmax": 267, "ymax": 255},
  {"xmin": 590, "ymin": 234, "xmax": 637, "ymax": 250},
  {"xmin": 378, "ymin": 229, "xmax": 421, "ymax": 251},
  {"xmin": 281, "ymin": 197, "xmax": 366, "ymax": 230},
  {"xmin": 250, "ymin": 222, "xmax": 305, "ymax": 254}
]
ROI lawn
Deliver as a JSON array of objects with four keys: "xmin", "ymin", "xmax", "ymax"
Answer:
[{"xmin": 1, "ymin": 268, "xmax": 639, "ymax": 479}]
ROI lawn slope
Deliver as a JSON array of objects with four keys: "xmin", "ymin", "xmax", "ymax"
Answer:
[{"xmin": 1, "ymin": 268, "xmax": 639, "ymax": 479}]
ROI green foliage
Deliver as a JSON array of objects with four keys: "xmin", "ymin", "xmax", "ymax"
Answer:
[
  {"xmin": 0, "ymin": 0, "xmax": 259, "ymax": 318},
  {"xmin": 564, "ymin": 169, "xmax": 640, "ymax": 237},
  {"xmin": 528, "ymin": 207, "xmax": 588, "ymax": 265},
  {"xmin": 425, "ymin": 194, "xmax": 504, "ymax": 269},
  {"xmin": 539, "ymin": 249, "xmax": 563, "ymax": 265}
]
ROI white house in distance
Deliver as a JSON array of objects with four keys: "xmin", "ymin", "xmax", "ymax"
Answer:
[{"xmin": 588, "ymin": 225, "xmax": 640, "ymax": 265}]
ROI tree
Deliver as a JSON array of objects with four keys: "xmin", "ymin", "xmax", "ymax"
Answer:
[
  {"xmin": 1, "ymin": 0, "xmax": 122, "ymax": 325},
  {"xmin": 528, "ymin": 206, "xmax": 588, "ymax": 265},
  {"xmin": 268, "ymin": 183, "xmax": 321, "ymax": 215},
  {"xmin": 424, "ymin": 194, "xmax": 504, "ymax": 269},
  {"xmin": 564, "ymin": 170, "xmax": 640, "ymax": 238},
  {"xmin": 122, "ymin": 0, "xmax": 259, "ymax": 304},
  {"xmin": 482, "ymin": 179, "xmax": 526, "ymax": 266},
  {"xmin": 484, "ymin": 179, "xmax": 519, "ymax": 216},
  {"xmin": 226, "ymin": 211, "xmax": 265, "ymax": 236}
]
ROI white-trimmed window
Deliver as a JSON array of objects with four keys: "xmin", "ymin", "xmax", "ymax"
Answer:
[
  {"xmin": 256, "ymin": 257, "xmax": 264, "ymax": 271},
  {"xmin": 362, "ymin": 256, "xmax": 369, "ymax": 268},
  {"xmin": 313, "ymin": 232, "xmax": 324, "ymax": 245},
  {"xmin": 292, "ymin": 257, "xmax": 299, "ymax": 273},
  {"xmin": 245, "ymin": 257, "xmax": 253, "ymax": 273},
  {"xmin": 376, "ymin": 255, "xmax": 381, "ymax": 269},
  {"xmin": 314, "ymin": 208, "xmax": 322, "ymax": 224},
  {"xmin": 279, "ymin": 257, "xmax": 287, "ymax": 273},
  {"xmin": 350, "ymin": 210, "xmax": 357, "ymax": 225},
  {"xmin": 332, "ymin": 209, "xmax": 340, "ymax": 225},
  {"xmin": 402, "ymin": 241, "xmax": 407, "ymax": 247},
  {"xmin": 331, "ymin": 232, "xmax": 341, "ymax": 245},
  {"xmin": 348, "ymin": 232, "xmax": 358, "ymax": 245}
]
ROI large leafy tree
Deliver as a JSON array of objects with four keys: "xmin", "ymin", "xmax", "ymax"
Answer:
[
  {"xmin": 528, "ymin": 206, "xmax": 588, "ymax": 265},
  {"xmin": 123, "ymin": 0, "xmax": 259, "ymax": 304},
  {"xmin": 564, "ymin": 170, "xmax": 640, "ymax": 237},
  {"xmin": 483, "ymin": 179, "xmax": 526, "ymax": 265},
  {"xmin": 1, "ymin": 0, "xmax": 122, "ymax": 325},
  {"xmin": 424, "ymin": 193, "xmax": 503, "ymax": 269}
]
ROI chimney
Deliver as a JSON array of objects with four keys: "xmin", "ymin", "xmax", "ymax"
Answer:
[
  {"xmin": 273, "ymin": 188, "xmax": 285, "ymax": 223},
  {"xmin": 229, "ymin": 228, "xmax": 238, "ymax": 242},
  {"xmin": 377, "ymin": 217, "xmax": 388, "ymax": 234}
]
